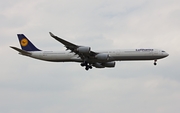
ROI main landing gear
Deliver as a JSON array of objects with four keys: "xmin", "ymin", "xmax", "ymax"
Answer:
[
  {"xmin": 154, "ymin": 60, "xmax": 157, "ymax": 65},
  {"xmin": 81, "ymin": 62, "xmax": 92, "ymax": 71}
]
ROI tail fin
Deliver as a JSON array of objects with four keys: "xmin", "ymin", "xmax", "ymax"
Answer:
[{"xmin": 17, "ymin": 34, "xmax": 41, "ymax": 51}]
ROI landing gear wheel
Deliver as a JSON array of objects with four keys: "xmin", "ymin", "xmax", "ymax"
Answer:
[
  {"xmin": 81, "ymin": 63, "xmax": 85, "ymax": 67},
  {"xmin": 89, "ymin": 66, "xmax": 92, "ymax": 69},
  {"xmin": 154, "ymin": 60, "xmax": 157, "ymax": 66},
  {"xmin": 82, "ymin": 61, "xmax": 92, "ymax": 70},
  {"xmin": 85, "ymin": 67, "xmax": 89, "ymax": 70}
]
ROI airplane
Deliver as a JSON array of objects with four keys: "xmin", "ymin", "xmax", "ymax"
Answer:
[{"xmin": 10, "ymin": 32, "xmax": 169, "ymax": 70}]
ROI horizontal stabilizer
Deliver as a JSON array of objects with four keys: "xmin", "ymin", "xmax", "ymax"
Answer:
[{"xmin": 10, "ymin": 46, "xmax": 31, "ymax": 56}]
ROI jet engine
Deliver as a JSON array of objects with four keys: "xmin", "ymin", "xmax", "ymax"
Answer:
[
  {"xmin": 93, "ymin": 61, "xmax": 115, "ymax": 68},
  {"xmin": 77, "ymin": 46, "xmax": 91, "ymax": 54},
  {"xmin": 95, "ymin": 53, "xmax": 110, "ymax": 60},
  {"xmin": 93, "ymin": 63, "xmax": 105, "ymax": 68},
  {"xmin": 102, "ymin": 61, "xmax": 115, "ymax": 67}
]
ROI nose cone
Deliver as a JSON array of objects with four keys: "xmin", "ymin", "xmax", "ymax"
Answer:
[{"xmin": 164, "ymin": 52, "xmax": 169, "ymax": 57}]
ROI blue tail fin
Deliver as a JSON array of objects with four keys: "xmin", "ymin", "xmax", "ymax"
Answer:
[{"xmin": 17, "ymin": 34, "xmax": 41, "ymax": 51}]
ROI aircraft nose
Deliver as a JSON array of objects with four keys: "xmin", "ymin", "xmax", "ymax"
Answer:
[{"xmin": 164, "ymin": 52, "xmax": 169, "ymax": 57}]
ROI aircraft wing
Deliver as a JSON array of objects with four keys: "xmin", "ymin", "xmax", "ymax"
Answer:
[
  {"xmin": 49, "ymin": 32, "xmax": 98, "ymax": 59},
  {"xmin": 49, "ymin": 32, "xmax": 79, "ymax": 51}
]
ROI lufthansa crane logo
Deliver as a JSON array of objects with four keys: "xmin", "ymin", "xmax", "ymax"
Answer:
[{"xmin": 21, "ymin": 38, "xmax": 28, "ymax": 47}]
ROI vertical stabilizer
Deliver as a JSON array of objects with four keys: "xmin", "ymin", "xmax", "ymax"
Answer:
[{"xmin": 17, "ymin": 34, "xmax": 41, "ymax": 51}]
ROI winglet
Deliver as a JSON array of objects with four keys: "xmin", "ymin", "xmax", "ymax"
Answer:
[{"xmin": 49, "ymin": 32, "xmax": 56, "ymax": 37}]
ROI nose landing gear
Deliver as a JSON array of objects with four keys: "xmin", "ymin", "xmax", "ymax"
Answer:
[{"xmin": 154, "ymin": 60, "xmax": 157, "ymax": 65}]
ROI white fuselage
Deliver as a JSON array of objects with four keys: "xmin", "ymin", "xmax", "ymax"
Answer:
[
  {"xmin": 24, "ymin": 49, "xmax": 169, "ymax": 63},
  {"xmin": 11, "ymin": 32, "xmax": 169, "ymax": 70}
]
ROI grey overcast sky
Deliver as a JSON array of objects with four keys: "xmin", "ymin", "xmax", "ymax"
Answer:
[{"xmin": 0, "ymin": 0, "xmax": 180, "ymax": 113}]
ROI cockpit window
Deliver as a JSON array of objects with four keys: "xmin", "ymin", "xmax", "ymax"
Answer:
[{"xmin": 162, "ymin": 51, "xmax": 165, "ymax": 52}]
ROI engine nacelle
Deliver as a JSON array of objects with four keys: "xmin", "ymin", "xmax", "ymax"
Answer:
[
  {"xmin": 77, "ymin": 46, "xmax": 91, "ymax": 54},
  {"xmin": 93, "ymin": 61, "xmax": 115, "ymax": 68},
  {"xmin": 102, "ymin": 61, "xmax": 115, "ymax": 67},
  {"xmin": 95, "ymin": 53, "xmax": 110, "ymax": 61},
  {"xmin": 93, "ymin": 63, "xmax": 105, "ymax": 68}
]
